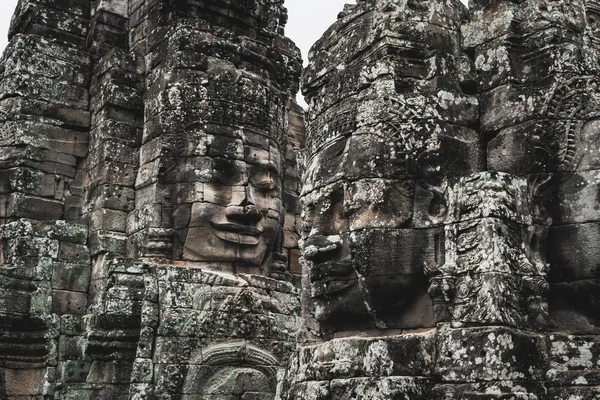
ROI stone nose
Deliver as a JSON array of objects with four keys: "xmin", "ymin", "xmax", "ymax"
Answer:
[
  {"xmin": 225, "ymin": 201, "xmax": 263, "ymax": 225},
  {"xmin": 242, "ymin": 204, "xmax": 262, "ymax": 221},
  {"xmin": 244, "ymin": 185, "xmax": 257, "ymax": 206}
]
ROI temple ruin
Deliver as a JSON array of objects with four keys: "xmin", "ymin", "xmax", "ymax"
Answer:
[{"xmin": 0, "ymin": 0, "xmax": 599, "ymax": 399}]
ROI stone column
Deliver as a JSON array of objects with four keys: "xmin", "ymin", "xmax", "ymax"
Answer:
[
  {"xmin": 464, "ymin": 0, "xmax": 600, "ymax": 398},
  {"xmin": 0, "ymin": 0, "xmax": 92, "ymax": 397},
  {"xmin": 429, "ymin": 172, "xmax": 550, "ymax": 398},
  {"xmin": 125, "ymin": 0, "xmax": 304, "ymax": 399},
  {"xmin": 73, "ymin": 1, "xmax": 149, "ymax": 398}
]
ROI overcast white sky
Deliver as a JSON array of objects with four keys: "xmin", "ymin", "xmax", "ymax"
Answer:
[
  {"xmin": 287, "ymin": 0, "xmax": 358, "ymax": 66},
  {"xmin": 0, "ymin": 0, "xmax": 17, "ymax": 53}
]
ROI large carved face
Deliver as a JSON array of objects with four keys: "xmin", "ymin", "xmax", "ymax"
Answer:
[
  {"xmin": 302, "ymin": 134, "xmax": 436, "ymax": 332},
  {"xmin": 183, "ymin": 136, "xmax": 283, "ymax": 269},
  {"xmin": 302, "ymin": 181, "xmax": 356, "ymax": 325}
]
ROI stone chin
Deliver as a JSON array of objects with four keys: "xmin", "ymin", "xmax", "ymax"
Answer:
[
  {"xmin": 308, "ymin": 256, "xmax": 432, "ymax": 329},
  {"xmin": 309, "ymin": 259, "xmax": 366, "ymax": 325},
  {"xmin": 311, "ymin": 280, "xmax": 367, "ymax": 325}
]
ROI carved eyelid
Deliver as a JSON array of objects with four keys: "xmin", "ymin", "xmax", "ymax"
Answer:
[{"xmin": 254, "ymin": 180, "xmax": 277, "ymax": 192}]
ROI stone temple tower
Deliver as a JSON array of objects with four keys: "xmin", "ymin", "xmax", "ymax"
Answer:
[
  {"xmin": 0, "ymin": 0, "xmax": 304, "ymax": 398},
  {"xmin": 284, "ymin": 0, "xmax": 600, "ymax": 399},
  {"xmin": 1, "ymin": 0, "xmax": 600, "ymax": 399}
]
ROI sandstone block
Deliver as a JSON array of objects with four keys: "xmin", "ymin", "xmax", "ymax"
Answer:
[{"xmin": 52, "ymin": 290, "xmax": 88, "ymax": 315}]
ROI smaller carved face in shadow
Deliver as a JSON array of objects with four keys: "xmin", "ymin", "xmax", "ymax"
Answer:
[
  {"xmin": 199, "ymin": 366, "xmax": 275, "ymax": 398},
  {"xmin": 183, "ymin": 343, "xmax": 278, "ymax": 399},
  {"xmin": 302, "ymin": 132, "xmax": 438, "ymax": 332},
  {"xmin": 183, "ymin": 139, "xmax": 283, "ymax": 268},
  {"xmin": 302, "ymin": 182, "xmax": 361, "ymax": 324}
]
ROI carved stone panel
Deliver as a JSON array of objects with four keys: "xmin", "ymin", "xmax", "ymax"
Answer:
[{"xmin": 427, "ymin": 172, "xmax": 550, "ymax": 330}]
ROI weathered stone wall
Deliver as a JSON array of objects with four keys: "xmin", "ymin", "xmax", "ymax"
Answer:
[
  {"xmin": 286, "ymin": 0, "xmax": 600, "ymax": 399},
  {"xmin": 464, "ymin": 0, "xmax": 600, "ymax": 397},
  {"xmin": 2, "ymin": 0, "xmax": 600, "ymax": 399},
  {"xmin": 130, "ymin": 268, "xmax": 299, "ymax": 398},
  {"xmin": 286, "ymin": 0, "xmax": 482, "ymax": 397},
  {"xmin": 0, "ymin": 0, "xmax": 92, "ymax": 397}
]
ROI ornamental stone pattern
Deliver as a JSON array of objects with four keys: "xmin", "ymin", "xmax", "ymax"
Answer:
[{"xmin": 0, "ymin": 0, "xmax": 599, "ymax": 400}]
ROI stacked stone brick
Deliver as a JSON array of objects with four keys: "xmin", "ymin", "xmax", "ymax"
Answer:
[
  {"xmin": 281, "ymin": 99, "xmax": 305, "ymax": 284},
  {"xmin": 464, "ymin": 1, "xmax": 600, "ymax": 398},
  {"xmin": 298, "ymin": 0, "xmax": 481, "ymax": 335},
  {"xmin": 285, "ymin": 0, "xmax": 482, "ymax": 397},
  {"xmin": 0, "ymin": 0, "xmax": 92, "ymax": 397},
  {"xmin": 0, "ymin": 0, "xmax": 90, "ymax": 224},
  {"xmin": 286, "ymin": 0, "xmax": 600, "ymax": 399}
]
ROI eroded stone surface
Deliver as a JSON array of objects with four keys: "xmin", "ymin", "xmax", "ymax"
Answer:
[
  {"xmin": 2, "ymin": 0, "xmax": 600, "ymax": 399},
  {"xmin": 289, "ymin": 0, "xmax": 600, "ymax": 399},
  {"xmin": 300, "ymin": 0, "xmax": 480, "ymax": 338}
]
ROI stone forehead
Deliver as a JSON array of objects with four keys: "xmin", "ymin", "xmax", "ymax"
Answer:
[{"xmin": 183, "ymin": 120, "xmax": 287, "ymax": 152}]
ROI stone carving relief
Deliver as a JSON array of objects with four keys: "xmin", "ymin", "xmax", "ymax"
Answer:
[
  {"xmin": 299, "ymin": 0, "xmax": 481, "ymax": 337},
  {"xmin": 183, "ymin": 342, "xmax": 278, "ymax": 399},
  {"xmin": 3, "ymin": 0, "xmax": 600, "ymax": 399},
  {"xmin": 0, "ymin": 0, "xmax": 304, "ymax": 398},
  {"xmin": 301, "ymin": 133, "xmax": 440, "ymax": 333},
  {"xmin": 548, "ymin": 78, "xmax": 600, "ymax": 169},
  {"xmin": 130, "ymin": 268, "xmax": 299, "ymax": 399},
  {"xmin": 181, "ymin": 140, "xmax": 284, "ymax": 269},
  {"xmin": 426, "ymin": 172, "xmax": 550, "ymax": 330},
  {"xmin": 542, "ymin": 78, "xmax": 600, "ymax": 334},
  {"xmin": 137, "ymin": 68, "xmax": 290, "ymax": 276},
  {"xmin": 287, "ymin": 0, "xmax": 600, "ymax": 398}
]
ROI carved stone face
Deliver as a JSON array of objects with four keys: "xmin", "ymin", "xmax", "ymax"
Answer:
[
  {"xmin": 183, "ymin": 140, "xmax": 283, "ymax": 268},
  {"xmin": 302, "ymin": 136, "xmax": 436, "ymax": 332},
  {"xmin": 302, "ymin": 182, "xmax": 359, "ymax": 325},
  {"xmin": 183, "ymin": 341, "xmax": 279, "ymax": 398}
]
